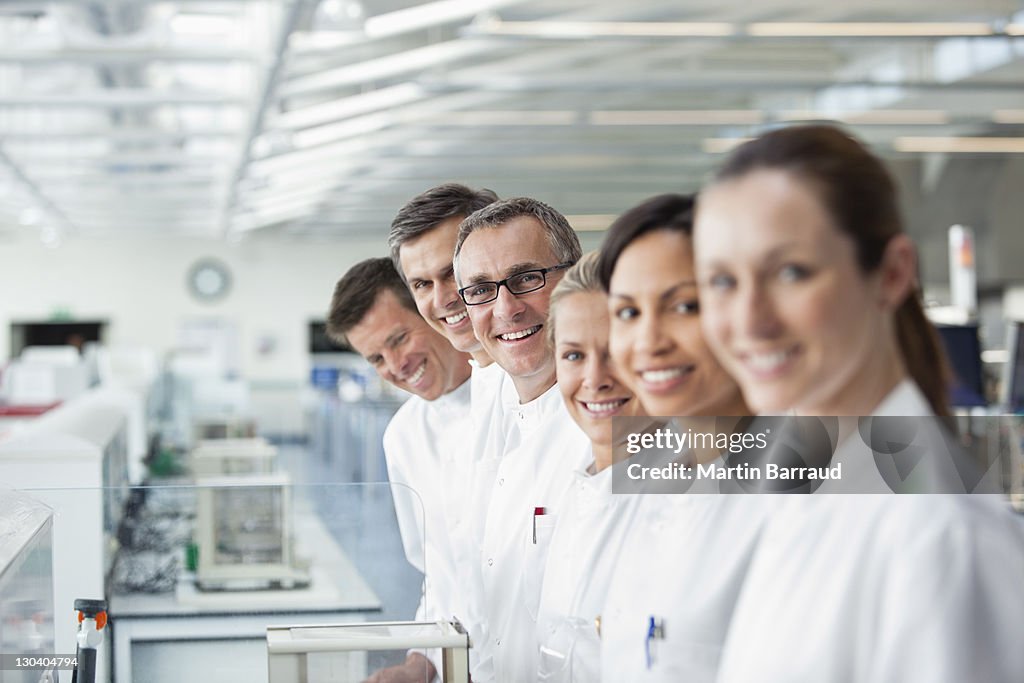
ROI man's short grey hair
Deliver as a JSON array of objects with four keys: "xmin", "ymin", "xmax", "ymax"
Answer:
[
  {"xmin": 388, "ymin": 183, "xmax": 498, "ymax": 279},
  {"xmin": 453, "ymin": 197, "xmax": 583, "ymax": 280}
]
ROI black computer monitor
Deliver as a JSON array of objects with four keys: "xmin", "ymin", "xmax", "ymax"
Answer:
[
  {"xmin": 1004, "ymin": 321, "xmax": 1024, "ymax": 413},
  {"xmin": 935, "ymin": 323, "xmax": 987, "ymax": 408}
]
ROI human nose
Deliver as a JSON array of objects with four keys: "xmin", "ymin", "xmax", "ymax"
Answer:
[
  {"xmin": 382, "ymin": 348, "xmax": 408, "ymax": 380},
  {"xmin": 633, "ymin": 312, "xmax": 672, "ymax": 356},
  {"xmin": 735, "ymin": 281, "xmax": 782, "ymax": 340},
  {"xmin": 582, "ymin": 353, "xmax": 615, "ymax": 392},
  {"xmin": 435, "ymin": 281, "xmax": 461, "ymax": 313},
  {"xmin": 492, "ymin": 283, "xmax": 526, "ymax": 321}
]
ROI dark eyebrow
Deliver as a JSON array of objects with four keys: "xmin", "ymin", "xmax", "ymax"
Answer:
[
  {"xmin": 463, "ymin": 261, "xmax": 545, "ymax": 286},
  {"xmin": 503, "ymin": 262, "xmax": 544, "ymax": 278},
  {"xmin": 610, "ymin": 280, "xmax": 696, "ymax": 302},
  {"xmin": 384, "ymin": 327, "xmax": 408, "ymax": 347},
  {"xmin": 464, "ymin": 272, "xmax": 493, "ymax": 286},
  {"xmin": 704, "ymin": 241, "xmax": 806, "ymax": 272},
  {"xmin": 660, "ymin": 281, "xmax": 697, "ymax": 302}
]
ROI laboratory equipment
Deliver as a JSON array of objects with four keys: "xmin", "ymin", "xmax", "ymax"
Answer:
[
  {"xmin": 0, "ymin": 492, "xmax": 55, "ymax": 683},
  {"xmin": 194, "ymin": 475, "xmax": 311, "ymax": 590},
  {"xmin": 935, "ymin": 323, "xmax": 987, "ymax": 407},
  {"xmin": 70, "ymin": 599, "xmax": 107, "ymax": 683},
  {"xmin": 266, "ymin": 621, "xmax": 470, "ymax": 683},
  {"xmin": 1, "ymin": 346, "xmax": 91, "ymax": 406},
  {"xmin": 192, "ymin": 416, "xmax": 258, "ymax": 443},
  {"xmin": 0, "ymin": 389, "xmax": 130, "ymax": 683},
  {"xmin": 190, "ymin": 438, "xmax": 277, "ymax": 476}
]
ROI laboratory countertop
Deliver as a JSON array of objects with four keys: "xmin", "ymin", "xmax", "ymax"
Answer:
[{"xmin": 108, "ymin": 511, "xmax": 383, "ymax": 619}]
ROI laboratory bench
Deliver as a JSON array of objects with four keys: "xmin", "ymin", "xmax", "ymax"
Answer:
[{"xmin": 108, "ymin": 511, "xmax": 382, "ymax": 683}]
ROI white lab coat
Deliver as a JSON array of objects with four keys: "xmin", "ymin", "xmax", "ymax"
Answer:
[
  {"xmin": 382, "ymin": 376, "xmax": 472, "ymax": 679},
  {"xmin": 599, "ymin": 489, "xmax": 778, "ymax": 682},
  {"xmin": 472, "ymin": 381, "xmax": 592, "ymax": 683},
  {"xmin": 536, "ymin": 447, "xmax": 645, "ymax": 682},
  {"xmin": 716, "ymin": 380, "xmax": 1024, "ymax": 683},
  {"xmin": 442, "ymin": 360, "xmax": 511, "ymax": 679}
]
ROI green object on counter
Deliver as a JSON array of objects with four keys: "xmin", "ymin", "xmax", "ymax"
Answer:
[
  {"xmin": 185, "ymin": 542, "xmax": 199, "ymax": 572},
  {"xmin": 148, "ymin": 448, "xmax": 185, "ymax": 477}
]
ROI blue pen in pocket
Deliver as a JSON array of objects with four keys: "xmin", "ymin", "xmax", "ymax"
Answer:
[{"xmin": 645, "ymin": 616, "xmax": 665, "ymax": 669}]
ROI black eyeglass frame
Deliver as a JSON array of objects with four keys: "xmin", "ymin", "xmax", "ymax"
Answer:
[{"xmin": 458, "ymin": 262, "xmax": 575, "ymax": 306}]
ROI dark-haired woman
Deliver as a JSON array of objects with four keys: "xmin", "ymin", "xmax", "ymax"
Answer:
[{"xmin": 596, "ymin": 194, "xmax": 775, "ymax": 682}]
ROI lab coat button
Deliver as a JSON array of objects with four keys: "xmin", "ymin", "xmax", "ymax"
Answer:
[
  {"xmin": 498, "ymin": 478, "xmax": 504, "ymax": 486},
  {"xmin": 487, "ymin": 558, "xmax": 494, "ymax": 566}
]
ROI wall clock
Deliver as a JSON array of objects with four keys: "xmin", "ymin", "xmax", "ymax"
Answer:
[{"xmin": 187, "ymin": 258, "xmax": 232, "ymax": 303}]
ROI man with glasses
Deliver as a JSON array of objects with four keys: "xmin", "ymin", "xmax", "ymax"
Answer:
[{"xmin": 452, "ymin": 197, "xmax": 589, "ymax": 683}]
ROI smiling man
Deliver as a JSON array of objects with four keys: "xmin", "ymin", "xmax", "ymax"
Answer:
[
  {"xmin": 389, "ymin": 183, "xmax": 498, "ymax": 366},
  {"xmin": 452, "ymin": 197, "xmax": 589, "ymax": 682},
  {"xmin": 327, "ymin": 257, "xmax": 471, "ymax": 683}
]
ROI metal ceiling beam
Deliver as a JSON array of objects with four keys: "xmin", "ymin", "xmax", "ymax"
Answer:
[
  {"xmin": 219, "ymin": 0, "xmax": 311, "ymax": 238},
  {"xmin": 0, "ymin": 48, "xmax": 260, "ymax": 64},
  {"xmin": 0, "ymin": 92, "xmax": 247, "ymax": 107},
  {"xmin": 0, "ymin": 128, "xmax": 240, "ymax": 141},
  {"xmin": 0, "ymin": 144, "xmax": 76, "ymax": 235},
  {"xmin": 425, "ymin": 75, "xmax": 1024, "ymax": 93},
  {"xmin": 465, "ymin": 19, "xmax": 1024, "ymax": 40}
]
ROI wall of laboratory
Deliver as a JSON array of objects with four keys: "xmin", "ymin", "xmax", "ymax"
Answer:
[{"xmin": 0, "ymin": 234, "xmax": 383, "ymax": 382}]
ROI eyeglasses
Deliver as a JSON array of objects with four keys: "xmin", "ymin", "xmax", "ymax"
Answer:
[{"xmin": 459, "ymin": 262, "xmax": 574, "ymax": 306}]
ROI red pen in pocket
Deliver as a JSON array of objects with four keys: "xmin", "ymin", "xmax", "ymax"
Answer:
[{"xmin": 533, "ymin": 506, "xmax": 546, "ymax": 544}]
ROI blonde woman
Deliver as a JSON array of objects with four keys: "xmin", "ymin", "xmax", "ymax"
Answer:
[{"xmin": 536, "ymin": 252, "xmax": 646, "ymax": 681}]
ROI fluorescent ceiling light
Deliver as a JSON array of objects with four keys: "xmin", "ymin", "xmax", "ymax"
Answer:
[
  {"xmin": 1005, "ymin": 24, "xmax": 1024, "ymax": 36},
  {"xmin": 746, "ymin": 22, "xmax": 994, "ymax": 37},
  {"xmin": 591, "ymin": 110, "xmax": 763, "ymax": 125},
  {"xmin": 566, "ymin": 214, "xmax": 617, "ymax": 232},
  {"xmin": 288, "ymin": 31, "xmax": 362, "ymax": 52},
  {"xmin": 993, "ymin": 110, "xmax": 1024, "ymax": 124},
  {"xmin": 280, "ymin": 40, "xmax": 490, "ymax": 98},
  {"xmin": 290, "ymin": 114, "xmax": 391, "ymax": 150},
  {"xmin": 779, "ymin": 109, "xmax": 949, "ymax": 125},
  {"xmin": 475, "ymin": 20, "xmax": 1000, "ymax": 39},
  {"xmin": 423, "ymin": 110, "xmax": 577, "ymax": 125},
  {"xmin": 703, "ymin": 138, "xmax": 752, "ymax": 154},
  {"xmin": 893, "ymin": 137, "xmax": 1024, "ymax": 153},
  {"xmin": 479, "ymin": 19, "xmax": 734, "ymax": 38},
  {"xmin": 273, "ymin": 83, "xmax": 424, "ymax": 130},
  {"xmin": 364, "ymin": 0, "xmax": 532, "ymax": 39}
]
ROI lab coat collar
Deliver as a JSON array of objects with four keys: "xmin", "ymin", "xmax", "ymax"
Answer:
[
  {"xmin": 431, "ymin": 375, "xmax": 472, "ymax": 418},
  {"xmin": 871, "ymin": 377, "xmax": 932, "ymax": 417},
  {"xmin": 503, "ymin": 380, "xmax": 563, "ymax": 433}
]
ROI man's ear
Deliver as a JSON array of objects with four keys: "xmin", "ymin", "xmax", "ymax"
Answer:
[{"xmin": 876, "ymin": 234, "xmax": 918, "ymax": 311}]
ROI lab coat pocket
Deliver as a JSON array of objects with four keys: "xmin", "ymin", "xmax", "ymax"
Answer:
[
  {"xmin": 538, "ymin": 616, "xmax": 599, "ymax": 683},
  {"xmin": 656, "ymin": 640, "xmax": 725, "ymax": 683},
  {"xmin": 523, "ymin": 512, "xmax": 558, "ymax": 622}
]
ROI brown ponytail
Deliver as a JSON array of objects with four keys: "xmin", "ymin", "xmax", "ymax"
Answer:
[
  {"xmin": 894, "ymin": 293, "xmax": 953, "ymax": 418},
  {"xmin": 716, "ymin": 125, "xmax": 952, "ymax": 416}
]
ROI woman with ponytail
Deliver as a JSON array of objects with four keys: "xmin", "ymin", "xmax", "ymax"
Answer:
[{"xmin": 693, "ymin": 125, "xmax": 1024, "ymax": 682}]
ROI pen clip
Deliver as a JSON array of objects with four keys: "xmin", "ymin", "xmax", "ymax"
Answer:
[{"xmin": 532, "ymin": 506, "xmax": 546, "ymax": 544}]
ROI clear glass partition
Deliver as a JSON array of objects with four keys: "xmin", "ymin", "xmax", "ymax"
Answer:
[{"xmin": 14, "ymin": 482, "xmax": 428, "ymax": 683}]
